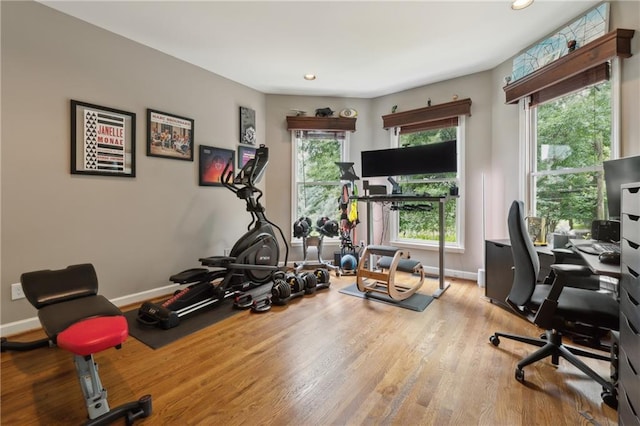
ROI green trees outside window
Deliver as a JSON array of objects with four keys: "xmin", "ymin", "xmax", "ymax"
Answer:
[
  {"xmin": 294, "ymin": 132, "xmax": 345, "ymax": 225},
  {"xmin": 532, "ymin": 80, "xmax": 612, "ymax": 234},
  {"xmin": 398, "ymin": 127, "xmax": 459, "ymax": 243}
]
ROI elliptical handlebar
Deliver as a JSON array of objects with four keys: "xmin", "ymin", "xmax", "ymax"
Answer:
[{"xmin": 222, "ymin": 144, "xmax": 268, "ymax": 194}]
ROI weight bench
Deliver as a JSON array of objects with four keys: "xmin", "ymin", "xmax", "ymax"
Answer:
[
  {"xmin": 1, "ymin": 264, "xmax": 152, "ymax": 425},
  {"xmin": 356, "ymin": 245, "xmax": 425, "ymax": 301}
]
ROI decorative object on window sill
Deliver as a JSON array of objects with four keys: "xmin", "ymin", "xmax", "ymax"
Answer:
[
  {"xmin": 427, "ymin": 98, "xmax": 431, "ymax": 107},
  {"xmin": 567, "ymin": 39, "xmax": 577, "ymax": 52},
  {"xmin": 290, "ymin": 109, "xmax": 307, "ymax": 116},
  {"xmin": 239, "ymin": 106, "xmax": 256, "ymax": 145},
  {"xmin": 526, "ymin": 216, "xmax": 547, "ymax": 246},
  {"xmin": 315, "ymin": 107, "xmax": 334, "ymax": 117},
  {"xmin": 391, "ymin": 105, "xmax": 398, "ymax": 113},
  {"xmin": 339, "ymin": 108, "xmax": 357, "ymax": 118}
]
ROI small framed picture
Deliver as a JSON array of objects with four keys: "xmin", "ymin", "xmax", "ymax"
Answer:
[
  {"xmin": 238, "ymin": 145, "xmax": 257, "ymax": 168},
  {"xmin": 199, "ymin": 145, "xmax": 234, "ymax": 186},
  {"xmin": 147, "ymin": 109, "xmax": 194, "ymax": 161},
  {"xmin": 239, "ymin": 106, "xmax": 256, "ymax": 145},
  {"xmin": 70, "ymin": 100, "xmax": 136, "ymax": 177}
]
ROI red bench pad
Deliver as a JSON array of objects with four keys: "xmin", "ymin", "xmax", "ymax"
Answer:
[{"xmin": 56, "ymin": 316, "xmax": 128, "ymax": 356}]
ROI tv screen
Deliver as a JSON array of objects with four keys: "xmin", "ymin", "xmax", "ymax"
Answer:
[
  {"xmin": 603, "ymin": 154, "xmax": 640, "ymax": 219},
  {"xmin": 361, "ymin": 140, "xmax": 457, "ymax": 178}
]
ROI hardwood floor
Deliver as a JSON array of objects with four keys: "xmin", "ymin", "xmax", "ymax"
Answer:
[{"xmin": 1, "ymin": 275, "xmax": 618, "ymax": 425}]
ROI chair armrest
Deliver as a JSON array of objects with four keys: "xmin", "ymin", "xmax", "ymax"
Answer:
[
  {"xmin": 534, "ymin": 264, "xmax": 596, "ymax": 328},
  {"xmin": 550, "ymin": 263, "xmax": 593, "ymax": 277},
  {"xmin": 532, "ymin": 264, "xmax": 586, "ymax": 329}
]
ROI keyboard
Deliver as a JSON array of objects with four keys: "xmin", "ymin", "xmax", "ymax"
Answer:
[
  {"xmin": 575, "ymin": 241, "xmax": 620, "ymax": 255},
  {"xmin": 593, "ymin": 242, "xmax": 621, "ymax": 254}
]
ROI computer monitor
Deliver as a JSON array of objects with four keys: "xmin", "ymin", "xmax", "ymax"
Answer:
[
  {"xmin": 603, "ymin": 154, "xmax": 640, "ymax": 220},
  {"xmin": 361, "ymin": 140, "xmax": 457, "ymax": 178}
]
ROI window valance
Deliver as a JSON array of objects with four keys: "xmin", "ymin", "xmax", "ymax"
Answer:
[
  {"xmin": 504, "ymin": 28, "xmax": 635, "ymax": 105},
  {"xmin": 381, "ymin": 98, "xmax": 471, "ymax": 133},
  {"xmin": 286, "ymin": 116, "xmax": 356, "ymax": 132}
]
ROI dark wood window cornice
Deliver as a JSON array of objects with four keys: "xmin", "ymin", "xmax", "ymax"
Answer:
[
  {"xmin": 381, "ymin": 98, "xmax": 472, "ymax": 130},
  {"xmin": 530, "ymin": 62, "xmax": 609, "ymax": 106},
  {"xmin": 286, "ymin": 116, "xmax": 356, "ymax": 132},
  {"xmin": 504, "ymin": 28, "xmax": 635, "ymax": 105}
]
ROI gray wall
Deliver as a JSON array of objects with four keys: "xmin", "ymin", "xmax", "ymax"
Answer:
[
  {"xmin": 1, "ymin": 1, "xmax": 266, "ymax": 325},
  {"xmin": 2, "ymin": 0, "xmax": 639, "ymax": 328}
]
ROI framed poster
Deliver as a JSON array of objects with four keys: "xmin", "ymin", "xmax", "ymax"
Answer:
[
  {"xmin": 147, "ymin": 109, "xmax": 194, "ymax": 161},
  {"xmin": 239, "ymin": 106, "xmax": 256, "ymax": 145},
  {"xmin": 238, "ymin": 145, "xmax": 257, "ymax": 168},
  {"xmin": 70, "ymin": 100, "xmax": 136, "ymax": 177},
  {"xmin": 199, "ymin": 145, "xmax": 234, "ymax": 186}
]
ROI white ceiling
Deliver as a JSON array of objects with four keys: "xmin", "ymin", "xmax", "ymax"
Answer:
[{"xmin": 39, "ymin": 0, "xmax": 601, "ymax": 98}]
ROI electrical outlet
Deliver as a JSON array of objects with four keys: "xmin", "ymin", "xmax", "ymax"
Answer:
[{"xmin": 11, "ymin": 283, "xmax": 25, "ymax": 300}]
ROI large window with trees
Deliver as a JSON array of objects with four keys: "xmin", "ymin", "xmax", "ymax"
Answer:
[
  {"xmin": 292, "ymin": 130, "xmax": 348, "ymax": 231},
  {"xmin": 389, "ymin": 115, "xmax": 465, "ymax": 248},
  {"xmin": 527, "ymin": 78, "xmax": 617, "ymax": 235},
  {"xmin": 390, "ymin": 121, "xmax": 464, "ymax": 248}
]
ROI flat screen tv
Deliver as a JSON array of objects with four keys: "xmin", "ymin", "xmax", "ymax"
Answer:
[
  {"xmin": 603, "ymin": 154, "xmax": 640, "ymax": 220},
  {"xmin": 361, "ymin": 140, "xmax": 457, "ymax": 178}
]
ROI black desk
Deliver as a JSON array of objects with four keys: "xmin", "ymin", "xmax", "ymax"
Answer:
[
  {"xmin": 351, "ymin": 194, "xmax": 456, "ymax": 298},
  {"xmin": 485, "ymin": 239, "xmax": 555, "ymax": 307},
  {"xmin": 569, "ymin": 239, "xmax": 621, "ymax": 278}
]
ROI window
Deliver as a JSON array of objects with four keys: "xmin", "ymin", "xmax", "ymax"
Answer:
[
  {"xmin": 292, "ymin": 130, "xmax": 349, "ymax": 235},
  {"xmin": 525, "ymin": 77, "xmax": 617, "ymax": 234},
  {"xmin": 389, "ymin": 120, "xmax": 464, "ymax": 249}
]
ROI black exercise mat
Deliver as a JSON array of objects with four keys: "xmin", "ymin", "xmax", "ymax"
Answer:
[
  {"xmin": 123, "ymin": 298, "xmax": 240, "ymax": 350},
  {"xmin": 339, "ymin": 283, "xmax": 434, "ymax": 312}
]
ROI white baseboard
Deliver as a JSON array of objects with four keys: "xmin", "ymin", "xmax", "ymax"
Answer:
[
  {"xmin": 0, "ymin": 283, "xmax": 179, "ymax": 338},
  {"xmin": 423, "ymin": 266, "xmax": 478, "ymax": 282}
]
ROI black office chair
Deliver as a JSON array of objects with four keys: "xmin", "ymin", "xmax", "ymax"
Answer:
[{"xmin": 489, "ymin": 201, "xmax": 619, "ymax": 408}]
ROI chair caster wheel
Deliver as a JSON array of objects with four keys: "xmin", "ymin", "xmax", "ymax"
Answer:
[
  {"xmin": 489, "ymin": 335, "xmax": 500, "ymax": 346},
  {"xmin": 601, "ymin": 390, "xmax": 617, "ymax": 409},
  {"xmin": 515, "ymin": 368, "xmax": 525, "ymax": 382}
]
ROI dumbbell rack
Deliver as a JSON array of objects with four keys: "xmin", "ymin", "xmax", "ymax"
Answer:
[{"xmin": 294, "ymin": 235, "xmax": 338, "ymax": 274}]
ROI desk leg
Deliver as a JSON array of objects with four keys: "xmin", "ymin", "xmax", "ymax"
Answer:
[{"xmin": 433, "ymin": 199, "xmax": 450, "ymax": 298}]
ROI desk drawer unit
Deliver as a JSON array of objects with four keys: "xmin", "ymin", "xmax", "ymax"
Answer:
[{"xmin": 620, "ymin": 182, "xmax": 640, "ymax": 426}]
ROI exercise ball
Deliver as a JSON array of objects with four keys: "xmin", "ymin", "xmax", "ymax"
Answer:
[{"xmin": 341, "ymin": 254, "xmax": 358, "ymax": 271}]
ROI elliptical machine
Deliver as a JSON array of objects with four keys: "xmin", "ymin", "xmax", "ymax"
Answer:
[{"xmin": 138, "ymin": 144, "xmax": 288, "ymax": 329}]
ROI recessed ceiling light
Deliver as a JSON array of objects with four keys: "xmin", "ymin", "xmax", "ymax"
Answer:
[
  {"xmin": 511, "ymin": 0, "xmax": 533, "ymax": 10},
  {"xmin": 304, "ymin": 74, "xmax": 316, "ymax": 81}
]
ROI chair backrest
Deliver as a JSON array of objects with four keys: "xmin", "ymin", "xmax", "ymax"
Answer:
[
  {"xmin": 21, "ymin": 263, "xmax": 99, "ymax": 309},
  {"xmin": 506, "ymin": 200, "xmax": 540, "ymax": 307}
]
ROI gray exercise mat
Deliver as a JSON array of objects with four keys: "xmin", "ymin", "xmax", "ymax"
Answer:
[
  {"xmin": 339, "ymin": 283, "xmax": 434, "ymax": 312},
  {"xmin": 123, "ymin": 298, "xmax": 240, "ymax": 350}
]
